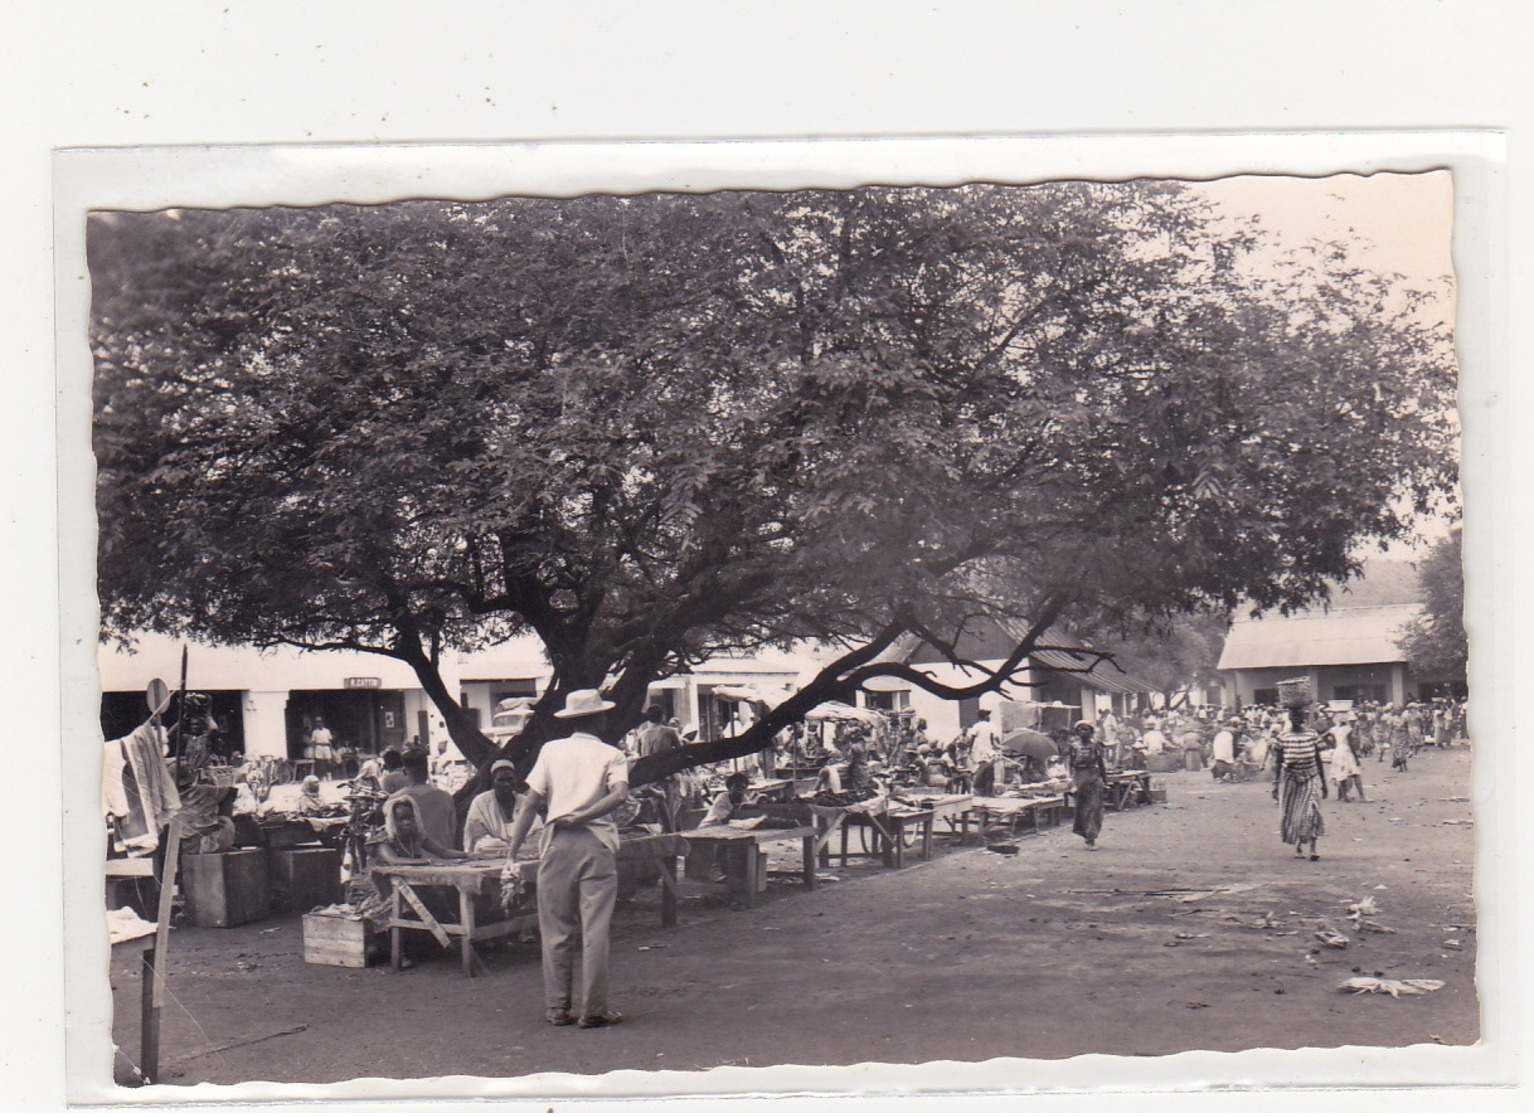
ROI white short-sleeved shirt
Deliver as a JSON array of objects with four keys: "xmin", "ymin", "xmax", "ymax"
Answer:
[
  {"xmin": 1212, "ymin": 730, "xmax": 1235, "ymax": 763},
  {"xmin": 525, "ymin": 731, "xmax": 630, "ymax": 854}
]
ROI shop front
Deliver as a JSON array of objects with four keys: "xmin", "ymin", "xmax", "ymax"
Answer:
[{"xmin": 285, "ymin": 680, "xmax": 407, "ymax": 764}]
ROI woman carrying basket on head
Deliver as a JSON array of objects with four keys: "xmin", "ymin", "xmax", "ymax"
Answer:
[{"xmin": 1271, "ymin": 681, "xmax": 1327, "ymax": 861}]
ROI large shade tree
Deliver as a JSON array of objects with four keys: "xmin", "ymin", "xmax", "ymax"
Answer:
[
  {"xmin": 89, "ymin": 182, "xmax": 1459, "ymax": 784},
  {"xmin": 1399, "ymin": 527, "xmax": 1468, "ymax": 680}
]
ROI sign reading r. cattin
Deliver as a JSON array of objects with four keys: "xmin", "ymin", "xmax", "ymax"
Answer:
[{"xmin": 344, "ymin": 677, "xmax": 382, "ymax": 689}]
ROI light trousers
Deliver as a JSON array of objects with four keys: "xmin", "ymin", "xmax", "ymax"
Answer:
[{"xmin": 536, "ymin": 827, "xmax": 618, "ymax": 1017}]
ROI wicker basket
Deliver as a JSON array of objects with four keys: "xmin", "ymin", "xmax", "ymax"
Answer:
[{"xmin": 1276, "ymin": 677, "xmax": 1314, "ymax": 708}]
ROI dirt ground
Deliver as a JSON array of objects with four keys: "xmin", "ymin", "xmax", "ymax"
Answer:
[{"xmin": 104, "ymin": 746, "xmax": 1478, "ymax": 1093}]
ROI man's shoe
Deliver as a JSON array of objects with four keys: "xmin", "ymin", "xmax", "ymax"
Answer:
[
  {"xmin": 578, "ymin": 1011, "xmax": 623, "ymax": 1029},
  {"xmin": 546, "ymin": 1009, "xmax": 575, "ymax": 1027}
]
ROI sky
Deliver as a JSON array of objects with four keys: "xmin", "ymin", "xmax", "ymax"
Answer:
[
  {"xmin": 1197, "ymin": 169, "xmax": 1456, "ymax": 290},
  {"xmin": 1198, "ymin": 170, "xmax": 1461, "ymax": 563}
]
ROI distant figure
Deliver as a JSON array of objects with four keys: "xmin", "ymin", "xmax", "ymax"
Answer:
[
  {"xmin": 309, "ymin": 719, "xmax": 335, "ymax": 780},
  {"xmin": 1068, "ymin": 721, "xmax": 1108, "ymax": 852},
  {"xmin": 969, "ymin": 710, "xmax": 1001, "ymax": 795},
  {"xmin": 1325, "ymin": 718, "xmax": 1366, "ymax": 802},
  {"xmin": 379, "ymin": 748, "xmax": 408, "ymax": 794}
]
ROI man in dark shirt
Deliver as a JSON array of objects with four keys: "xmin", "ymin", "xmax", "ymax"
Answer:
[{"xmin": 634, "ymin": 705, "xmax": 683, "ymax": 828}]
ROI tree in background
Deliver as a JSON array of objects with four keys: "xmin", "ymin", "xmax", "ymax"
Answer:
[
  {"xmin": 89, "ymin": 183, "xmax": 1459, "ymax": 783},
  {"xmin": 1400, "ymin": 528, "xmax": 1468, "ymax": 680},
  {"xmin": 1093, "ymin": 611, "xmax": 1231, "ymax": 710}
]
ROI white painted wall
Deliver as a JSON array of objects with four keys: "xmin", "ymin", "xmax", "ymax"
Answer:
[{"xmin": 241, "ymin": 690, "xmax": 289, "ymax": 759}]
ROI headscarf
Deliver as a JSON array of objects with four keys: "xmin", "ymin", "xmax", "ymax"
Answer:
[{"xmin": 380, "ymin": 791, "xmax": 424, "ymax": 856}]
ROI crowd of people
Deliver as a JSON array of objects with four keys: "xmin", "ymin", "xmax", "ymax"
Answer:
[{"xmin": 110, "ymin": 681, "xmax": 1470, "ymax": 1035}]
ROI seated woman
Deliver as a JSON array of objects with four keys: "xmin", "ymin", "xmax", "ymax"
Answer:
[
  {"xmin": 367, "ymin": 794, "xmax": 472, "ymax": 871},
  {"xmin": 463, "ymin": 759, "xmax": 542, "ymax": 858},
  {"xmin": 293, "ymin": 774, "xmax": 328, "ymax": 817},
  {"xmin": 918, "ymin": 746, "xmax": 953, "ymax": 789}
]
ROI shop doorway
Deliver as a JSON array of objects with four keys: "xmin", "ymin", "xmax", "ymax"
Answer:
[{"xmin": 285, "ymin": 689, "xmax": 407, "ymax": 765}]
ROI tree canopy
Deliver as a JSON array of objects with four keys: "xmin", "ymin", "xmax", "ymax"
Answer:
[
  {"xmin": 1399, "ymin": 528, "xmax": 1467, "ymax": 678},
  {"xmin": 89, "ymin": 181, "xmax": 1459, "ymax": 781}
]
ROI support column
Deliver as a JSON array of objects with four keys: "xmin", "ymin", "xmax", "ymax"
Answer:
[{"xmin": 241, "ymin": 691, "xmax": 290, "ymax": 759}]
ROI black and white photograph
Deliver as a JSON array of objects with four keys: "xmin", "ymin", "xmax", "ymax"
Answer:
[
  {"xmin": 11, "ymin": 4, "xmax": 1529, "ymax": 1111},
  {"xmin": 59, "ymin": 138, "xmax": 1496, "ymax": 1105}
]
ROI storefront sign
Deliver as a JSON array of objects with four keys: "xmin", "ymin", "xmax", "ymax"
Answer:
[{"xmin": 344, "ymin": 677, "xmax": 382, "ymax": 689}]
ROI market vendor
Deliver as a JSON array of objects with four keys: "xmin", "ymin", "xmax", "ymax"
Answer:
[
  {"xmin": 701, "ymin": 771, "xmax": 758, "ymax": 826},
  {"xmin": 464, "ymin": 759, "xmax": 542, "ymax": 857},
  {"xmin": 969, "ymin": 714, "xmax": 1003, "ymax": 796},
  {"xmin": 699, "ymin": 771, "xmax": 760, "ymax": 887},
  {"xmin": 918, "ymin": 744, "xmax": 953, "ymax": 789},
  {"xmin": 294, "ymin": 774, "xmax": 328, "ymax": 817},
  {"xmin": 367, "ymin": 793, "xmax": 473, "ymax": 869},
  {"xmin": 175, "ymin": 783, "xmax": 238, "ymax": 855}
]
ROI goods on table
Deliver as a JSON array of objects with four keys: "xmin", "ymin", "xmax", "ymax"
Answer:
[{"xmin": 807, "ymin": 789, "xmax": 873, "ymax": 808}]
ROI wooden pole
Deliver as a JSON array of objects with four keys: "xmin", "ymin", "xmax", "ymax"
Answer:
[
  {"xmin": 139, "ymin": 946, "xmax": 158, "ymax": 1084},
  {"xmin": 142, "ymin": 817, "xmax": 182, "ymax": 1084},
  {"xmin": 171, "ymin": 645, "xmax": 189, "ymax": 784}
]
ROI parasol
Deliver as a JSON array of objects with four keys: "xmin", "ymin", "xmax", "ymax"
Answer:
[
  {"xmin": 999, "ymin": 728, "xmax": 1059, "ymax": 763},
  {"xmin": 805, "ymin": 701, "xmax": 886, "ymax": 724}
]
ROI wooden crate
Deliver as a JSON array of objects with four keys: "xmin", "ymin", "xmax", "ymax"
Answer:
[
  {"xmin": 302, "ymin": 913, "xmax": 381, "ymax": 968},
  {"xmin": 181, "ymin": 849, "xmax": 270, "ymax": 928},
  {"xmin": 268, "ymin": 847, "xmax": 343, "ymax": 913}
]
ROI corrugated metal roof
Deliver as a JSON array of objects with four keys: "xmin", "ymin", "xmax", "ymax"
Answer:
[
  {"xmin": 1216, "ymin": 604, "xmax": 1423, "ymax": 671},
  {"xmin": 1003, "ymin": 621, "xmax": 1155, "ymax": 694}
]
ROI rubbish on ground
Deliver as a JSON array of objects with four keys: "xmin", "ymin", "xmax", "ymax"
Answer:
[
  {"xmin": 1315, "ymin": 927, "xmax": 1351, "ymax": 949},
  {"xmin": 1174, "ymin": 932, "xmax": 1209, "ymax": 940},
  {"xmin": 816, "ymin": 875, "xmax": 839, "ymax": 883},
  {"xmin": 1440, "ymin": 819, "xmax": 1473, "ymax": 826},
  {"xmin": 1438, "ymin": 797, "xmax": 1469, "ymax": 803},
  {"xmin": 987, "ymin": 843, "xmax": 1019, "ymax": 855},
  {"xmin": 1346, "ymin": 896, "xmax": 1378, "ymax": 918},
  {"xmin": 106, "ymin": 907, "xmax": 157, "ymax": 945},
  {"xmin": 1338, "ymin": 977, "xmax": 1445, "ymax": 997},
  {"xmin": 1442, "ymin": 939, "xmax": 1463, "ymax": 950},
  {"xmin": 1356, "ymin": 920, "xmax": 1397, "ymax": 934}
]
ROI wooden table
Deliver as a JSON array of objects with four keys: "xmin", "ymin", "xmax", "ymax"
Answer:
[
  {"xmin": 1106, "ymin": 770, "xmax": 1153, "ymax": 810},
  {"xmin": 673, "ymin": 824, "xmax": 820, "ymax": 907},
  {"xmin": 962, "ymin": 795, "xmax": 1066, "ymax": 840},
  {"xmin": 894, "ymin": 793, "xmax": 973, "ymax": 839},
  {"xmin": 820, "ymin": 806, "xmax": 937, "ymax": 869},
  {"xmin": 378, "ymin": 834, "xmax": 693, "ymax": 977},
  {"xmin": 374, "ymin": 860, "xmax": 535, "ymax": 978},
  {"xmin": 615, "ymin": 832, "xmax": 691, "ymax": 926},
  {"xmin": 747, "ymin": 777, "xmax": 796, "ymax": 803}
]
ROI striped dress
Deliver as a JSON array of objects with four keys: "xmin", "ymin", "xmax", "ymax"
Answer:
[{"xmin": 1273, "ymin": 730, "xmax": 1326, "ymax": 845}]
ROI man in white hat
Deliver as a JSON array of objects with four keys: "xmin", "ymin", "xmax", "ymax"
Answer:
[{"xmin": 506, "ymin": 689, "xmax": 630, "ymax": 1029}]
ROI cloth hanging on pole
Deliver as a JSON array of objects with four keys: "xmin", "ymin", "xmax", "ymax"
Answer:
[{"xmin": 107, "ymin": 720, "xmax": 182, "ymax": 852}]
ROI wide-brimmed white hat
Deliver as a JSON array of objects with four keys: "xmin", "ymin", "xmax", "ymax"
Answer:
[{"xmin": 554, "ymin": 689, "xmax": 616, "ymax": 719}]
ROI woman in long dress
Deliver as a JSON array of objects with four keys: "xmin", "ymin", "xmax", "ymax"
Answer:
[
  {"xmin": 1272, "ymin": 706, "xmax": 1327, "ymax": 860},
  {"xmin": 1324, "ymin": 718, "xmax": 1366, "ymax": 802},
  {"xmin": 1068, "ymin": 721, "xmax": 1108, "ymax": 851}
]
